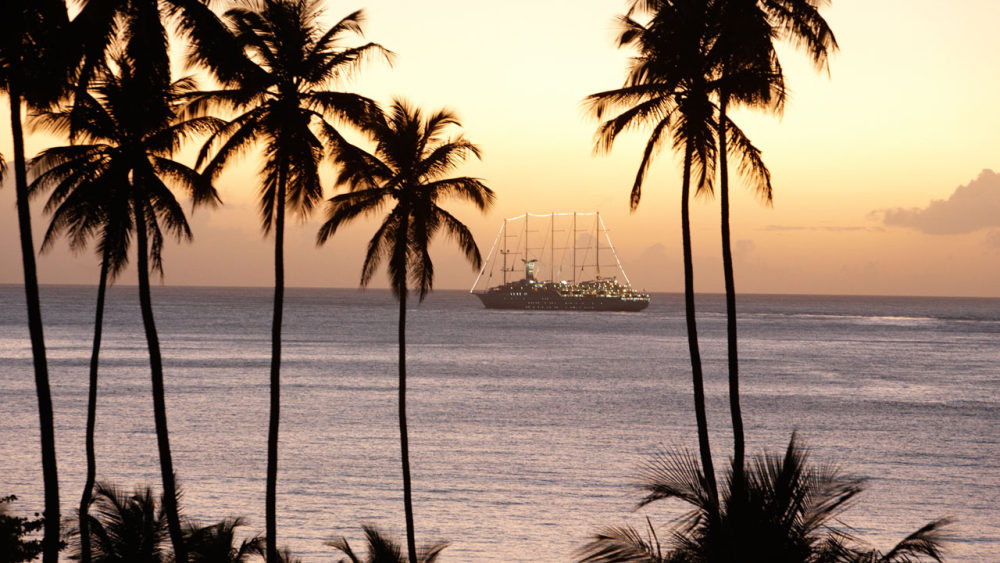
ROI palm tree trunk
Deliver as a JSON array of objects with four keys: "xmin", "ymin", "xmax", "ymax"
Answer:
[
  {"xmin": 680, "ymin": 141, "xmax": 718, "ymax": 508},
  {"xmin": 266, "ymin": 161, "xmax": 287, "ymax": 563},
  {"xmin": 717, "ymin": 97, "xmax": 745, "ymax": 481},
  {"xmin": 398, "ymin": 281, "xmax": 417, "ymax": 563},
  {"xmin": 9, "ymin": 86, "xmax": 61, "ymax": 563},
  {"xmin": 79, "ymin": 253, "xmax": 110, "ymax": 563},
  {"xmin": 133, "ymin": 195, "xmax": 187, "ymax": 563}
]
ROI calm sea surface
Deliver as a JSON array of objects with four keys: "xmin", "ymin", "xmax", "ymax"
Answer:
[{"xmin": 1, "ymin": 285, "xmax": 998, "ymax": 561}]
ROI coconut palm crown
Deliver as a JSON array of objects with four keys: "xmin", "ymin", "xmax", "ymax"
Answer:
[
  {"xmin": 576, "ymin": 435, "xmax": 950, "ymax": 563},
  {"xmin": 194, "ymin": 1, "xmax": 390, "ymax": 232},
  {"xmin": 69, "ymin": 483, "xmax": 168, "ymax": 563},
  {"xmin": 317, "ymin": 99, "xmax": 495, "ymax": 299}
]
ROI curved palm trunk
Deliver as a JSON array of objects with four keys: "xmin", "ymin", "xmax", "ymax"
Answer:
[
  {"xmin": 9, "ymin": 87, "xmax": 61, "ymax": 563},
  {"xmin": 680, "ymin": 141, "xmax": 718, "ymax": 509},
  {"xmin": 397, "ymin": 283, "xmax": 417, "ymax": 563},
  {"xmin": 133, "ymin": 195, "xmax": 187, "ymax": 563},
  {"xmin": 266, "ymin": 162, "xmax": 287, "ymax": 563},
  {"xmin": 717, "ymin": 97, "xmax": 745, "ymax": 481},
  {"xmin": 79, "ymin": 253, "xmax": 110, "ymax": 563}
]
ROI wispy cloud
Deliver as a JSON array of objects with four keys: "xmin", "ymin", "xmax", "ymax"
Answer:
[
  {"xmin": 762, "ymin": 225, "xmax": 884, "ymax": 233},
  {"xmin": 986, "ymin": 230, "xmax": 1000, "ymax": 251},
  {"xmin": 874, "ymin": 169, "xmax": 1000, "ymax": 234}
]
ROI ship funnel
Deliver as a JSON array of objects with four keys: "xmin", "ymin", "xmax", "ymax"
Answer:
[{"xmin": 523, "ymin": 259, "xmax": 538, "ymax": 281}]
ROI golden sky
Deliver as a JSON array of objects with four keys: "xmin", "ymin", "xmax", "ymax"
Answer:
[{"xmin": 3, "ymin": 0, "xmax": 1000, "ymax": 297}]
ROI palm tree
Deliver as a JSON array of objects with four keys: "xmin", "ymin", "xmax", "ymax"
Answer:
[
  {"xmin": 586, "ymin": 0, "xmax": 722, "ymax": 515},
  {"xmin": 576, "ymin": 435, "xmax": 950, "ymax": 563},
  {"xmin": 316, "ymin": 99, "xmax": 494, "ymax": 563},
  {"xmin": 28, "ymin": 167, "xmax": 118, "ymax": 563},
  {"xmin": 69, "ymin": 482, "xmax": 169, "ymax": 563},
  {"xmin": 191, "ymin": 3, "xmax": 388, "ymax": 561},
  {"xmin": 326, "ymin": 525, "xmax": 448, "ymax": 563},
  {"xmin": 586, "ymin": 0, "xmax": 775, "ymax": 516},
  {"xmin": 710, "ymin": 0, "xmax": 836, "ymax": 480},
  {"xmin": 70, "ymin": 483, "xmax": 265, "ymax": 563},
  {"xmin": 0, "ymin": 2, "xmax": 72, "ymax": 559},
  {"xmin": 29, "ymin": 55, "xmax": 221, "ymax": 563},
  {"xmin": 29, "ymin": 59, "xmax": 147, "ymax": 561}
]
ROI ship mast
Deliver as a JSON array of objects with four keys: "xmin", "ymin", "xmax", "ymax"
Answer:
[
  {"xmin": 595, "ymin": 211, "xmax": 601, "ymax": 278},
  {"xmin": 572, "ymin": 212, "xmax": 577, "ymax": 284},
  {"xmin": 502, "ymin": 218, "xmax": 508, "ymax": 284},
  {"xmin": 550, "ymin": 212, "xmax": 555, "ymax": 282}
]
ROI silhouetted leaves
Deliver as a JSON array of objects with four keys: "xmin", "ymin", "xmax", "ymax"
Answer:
[
  {"xmin": 577, "ymin": 435, "xmax": 949, "ymax": 563},
  {"xmin": 327, "ymin": 525, "xmax": 448, "ymax": 563}
]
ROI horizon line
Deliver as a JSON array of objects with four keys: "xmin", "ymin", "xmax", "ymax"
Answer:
[{"xmin": 2, "ymin": 283, "xmax": 999, "ymax": 301}]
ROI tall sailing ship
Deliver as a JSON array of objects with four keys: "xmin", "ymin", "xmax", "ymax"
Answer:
[{"xmin": 470, "ymin": 212, "xmax": 650, "ymax": 311}]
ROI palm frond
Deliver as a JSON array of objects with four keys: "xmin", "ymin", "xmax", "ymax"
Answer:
[
  {"xmin": 592, "ymin": 96, "xmax": 675, "ymax": 157},
  {"xmin": 638, "ymin": 449, "xmax": 714, "ymax": 514},
  {"xmin": 197, "ymin": 107, "xmax": 268, "ymax": 175},
  {"xmin": 326, "ymin": 525, "xmax": 447, "ymax": 563},
  {"xmin": 364, "ymin": 211, "xmax": 403, "ymax": 293},
  {"xmin": 576, "ymin": 522, "xmax": 664, "ymax": 563},
  {"xmin": 150, "ymin": 156, "xmax": 220, "ymax": 208},
  {"xmin": 304, "ymin": 91, "xmax": 382, "ymax": 131},
  {"xmin": 760, "ymin": 0, "xmax": 839, "ymax": 72},
  {"xmin": 422, "ymin": 177, "xmax": 494, "ymax": 211},
  {"xmin": 316, "ymin": 187, "xmax": 393, "ymax": 244},
  {"xmin": 585, "ymin": 82, "xmax": 676, "ymax": 122},
  {"xmin": 417, "ymin": 139, "xmax": 482, "ymax": 180},
  {"xmin": 874, "ymin": 518, "xmax": 951, "ymax": 563},
  {"xmin": 629, "ymin": 117, "xmax": 672, "ymax": 210},
  {"xmin": 408, "ymin": 214, "xmax": 435, "ymax": 300},
  {"xmin": 306, "ymin": 41, "xmax": 394, "ymax": 87},
  {"xmin": 723, "ymin": 115, "xmax": 773, "ymax": 204},
  {"xmin": 435, "ymin": 206, "xmax": 483, "ymax": 270}
]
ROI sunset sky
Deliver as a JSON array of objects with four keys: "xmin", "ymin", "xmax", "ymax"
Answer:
[{"xmin": 3, "ymin": 0, "xmax": 1000, "ymax": 297}]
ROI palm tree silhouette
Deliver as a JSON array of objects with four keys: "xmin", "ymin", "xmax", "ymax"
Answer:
[
  {"xmin": 30, "ymin": 54, "xmax": 220, "ymax": 563},
  {"xmin": 64, "ymin": 2, "xmax": 235, "ymax": 561},
  {"xmin": 69, "ymin": 482, "xmax": 168, "ymax": 563},
  {"xmin": 192, "ymin": 3, "xmax": 388, "ymax": 561},
  {"xmin": 576, "ymin": 435, "xmax": 949, "ymax": 563},
  {"xmin": 70, "ymin": 482, "xmax": 264, "ymax": 563},
  {"xmin": 586, "ymin": 0, "xmax": 723, "ymax": 515},
  {"xmin": 316, "ymin": 99, "xmax": 494, "ymax": 563},
  {"xmin": 1, "ymin": 1, "xmax": 73, "ymax": 559},
  {"xmin": 28, "ymin": 151, "xmax": 120, "ymax": 563},
  {"xmin": 326, "ymin": 525, "xmax": 448, "ymax": 563},
  {"xmin": 586, "ymin": 0, "xmax": 776, "ymax": 517},
  {"xmin": 711, "ymin": 0, "xmax": 836, "ymax": 480}
]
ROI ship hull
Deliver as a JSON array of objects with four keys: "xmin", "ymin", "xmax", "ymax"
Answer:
[{"xmin": 473, "ymin": 285, "xmax": 649, "ymax": 312}]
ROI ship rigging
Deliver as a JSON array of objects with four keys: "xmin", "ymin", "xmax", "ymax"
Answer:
[{"xmin": 470, "ymin": 212, "xmax": 650, "ymax": 311}]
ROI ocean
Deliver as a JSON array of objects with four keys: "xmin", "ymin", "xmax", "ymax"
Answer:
[{"xmin": 1, "ymin": 285, "xmax": 997, "ymax": 561}]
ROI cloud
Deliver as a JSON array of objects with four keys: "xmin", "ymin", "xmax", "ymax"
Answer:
[
  {"xmin": 734, "ymin": 239, "xmax": 755, "ymax": 258},
  {"xmin": 986, "ymin": 230, "xmax": 1000, "ymax": 251},
  {"xmin": 877, "ymin": 169, "xmax": 1000, "ymax": 234},
  {"xmin": 762, "ymin": 225, "xmax": 884, "ymax": 233}
]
